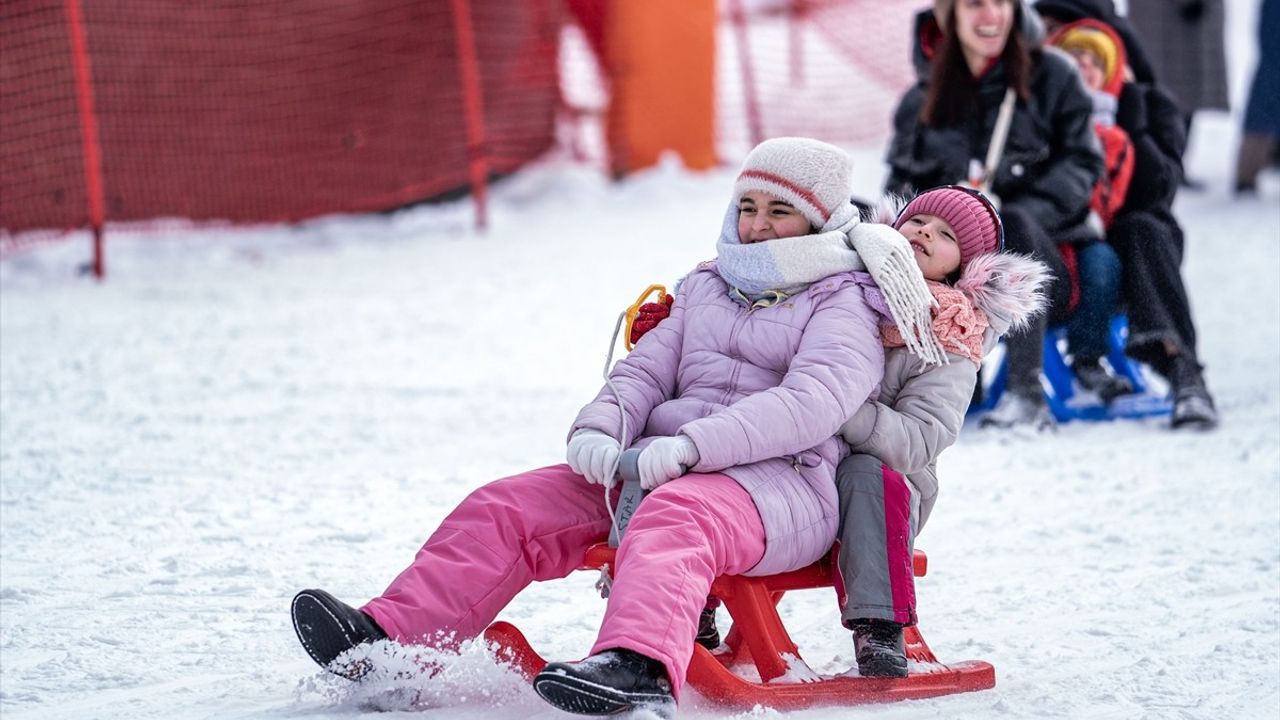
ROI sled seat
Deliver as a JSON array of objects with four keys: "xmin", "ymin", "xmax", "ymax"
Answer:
[
  {"xmin": 484, "ymin": 543, "xmax": 995, "ymax": 710},
  {"xmin": 973, "ymin": 314, "xmax": 1172, "ymax": 422}
]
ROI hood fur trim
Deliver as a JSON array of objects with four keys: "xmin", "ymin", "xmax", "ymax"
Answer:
[
  {"xmin": 956, "ymin": 252, "xmax": 1050, "ymax": 336},
  {"xmin": 872, "ymin": 192, "xmax": 910, "ymax": 226}
]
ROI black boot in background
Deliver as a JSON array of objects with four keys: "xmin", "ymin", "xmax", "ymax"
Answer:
[
  {"xmin": 1072, "ymin": 356, "xmax": 1134, "ymax": 404},
  {"xmin": 1170, "ymin": 354, "xmax": 1218, "ymax": 430}
]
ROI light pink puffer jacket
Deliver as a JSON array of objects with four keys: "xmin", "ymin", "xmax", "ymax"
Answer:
[{"xmin": 572, "ymin": 263, "xmax": 884, "ymax": 575}]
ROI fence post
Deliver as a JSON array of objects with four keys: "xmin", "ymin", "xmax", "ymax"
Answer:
[
  {"xmin": 65, "ymin": 0, "xmax": 106, "ymax": 278},
  {"xmin": 788, "ymin": 0, "xmax": 805, "ymax": 87},
  {"xmin": 727, "ymin": 0, "xmax": 763, "ymax": 148},
  {"xmin": 450, "ymin": 0, "xmax": 489, "ymax": 232}
]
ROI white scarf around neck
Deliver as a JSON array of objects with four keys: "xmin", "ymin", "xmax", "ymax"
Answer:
[{"xmin": 714, "ymin": 201, "xmax": 946, "ymax": 365}]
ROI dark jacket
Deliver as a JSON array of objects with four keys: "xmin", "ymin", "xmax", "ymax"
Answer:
[
  {"xmin": 886, "ymin": 10, "xmax": 1104, "ymax": 244},
  {"xmin": 1114, "ymin": 81, "xmax": 1185, "ymax": 218},
  {"xmin": 1032, "ymin": 0, "xmax": 1187, "ymax": 217}
]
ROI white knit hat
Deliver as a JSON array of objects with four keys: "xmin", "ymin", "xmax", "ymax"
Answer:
[{"xmin": 732, "ymin": 137, "xmax": 855, "ymax": 232}]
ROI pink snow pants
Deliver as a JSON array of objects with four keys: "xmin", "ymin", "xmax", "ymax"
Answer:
[{"xmin": 360, "ymin": 463, "xmax": 765, "ymax": 701}]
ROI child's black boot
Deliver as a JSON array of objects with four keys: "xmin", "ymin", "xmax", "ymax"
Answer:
[
  {"xmin": 852, "ymin": 619, "xmax": 908, "ymax": 678},
  {"xmin": 291, "ymin": 588, "xmax": 387, "ymax": 679},
  {"xmin": 1072, "ymin": 356, "xmax": 1134, "ymax": 404},
  {"xmin": 695, "ymin": 601, "xmax": 721, "ymax": 650}
]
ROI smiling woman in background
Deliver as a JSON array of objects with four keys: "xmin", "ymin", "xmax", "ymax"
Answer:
[{"xmin": 884, "ymin": 0, "xmax": 1108, "ymax": 430}]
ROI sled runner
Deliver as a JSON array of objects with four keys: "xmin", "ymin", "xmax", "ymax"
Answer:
[{"xmin": 484, "ymin": 543, "xmax": 995, "ymax": 710}]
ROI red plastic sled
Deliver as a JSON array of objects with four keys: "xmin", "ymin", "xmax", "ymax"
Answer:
[{"xmin": 484, "ymin": 543, "xmax": 995, "ymax": 710}]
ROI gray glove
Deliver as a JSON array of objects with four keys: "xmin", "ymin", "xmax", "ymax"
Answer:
[
  {"xmin": 566, "ymin": 429, "xmax": 622, "ymax": 486},
  {"xmin": 638, "ymin": 435, "xmax": 699, "ymax": 490},
  {"xmin": 840, "ymin": 400, "xmax": 879, "ymax": 448}
]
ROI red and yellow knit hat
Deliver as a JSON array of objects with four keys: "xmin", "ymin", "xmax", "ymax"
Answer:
[
  {"xmin": 1046, "ymin": 18, "xmax": 1129, "ymax": 97},
  {"xmin": 1056, "ymin": 26, "xmax": 1119, "ymax": 85}
]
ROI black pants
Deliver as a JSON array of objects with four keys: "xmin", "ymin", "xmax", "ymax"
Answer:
[
  {"xmin": 1107, "ymin": 210, "xmax": 1200, "ymax": 377},
  {"xmin": 999, "ymin": 207, "xmax": 1072, "ymax": 391}
]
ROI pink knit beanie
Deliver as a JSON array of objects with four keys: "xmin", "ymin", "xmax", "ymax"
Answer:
[{"xmin": 895, "ymin": 186, "xmax": 1002, "ymax": 269}]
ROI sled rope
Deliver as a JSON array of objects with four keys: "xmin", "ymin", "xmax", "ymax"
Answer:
[{"xmin": 600, "ymin": 308, "xmax": 631, "ymax": 545}]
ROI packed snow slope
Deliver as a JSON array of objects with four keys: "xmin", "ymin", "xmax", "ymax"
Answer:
[{"xmin": 3, "ymin": 11, "xmax": 1279, "ymax": 719}]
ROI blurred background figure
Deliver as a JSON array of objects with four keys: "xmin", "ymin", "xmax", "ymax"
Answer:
[
  {"xmin": 1234, "ymin": 0, "xmax": 1280, "ymax": 193},
  {"xmin": 885, "ymin": 0, "xmax": 1104, "ymax": 431},
  {"xmin": 1034, "ymin": 0, "xmax": 1218, "ymax": 429},
  {"xmin": 1048, "ymin": 19, "xmax": 1137, "ymax": 404},
  {"xmin": 1126, "ymin": 0, "xmax": 1229, "ymax": 188}
]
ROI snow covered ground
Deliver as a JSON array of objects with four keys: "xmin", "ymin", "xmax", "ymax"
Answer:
[{"xmin": 3, "ymin": 4, "xmax": 1279, "ymax": 720}]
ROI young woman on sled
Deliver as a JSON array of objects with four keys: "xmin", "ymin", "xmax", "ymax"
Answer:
[{"xmin": 290, "ymin": 137, "xmax": 942, "ymax": 718}]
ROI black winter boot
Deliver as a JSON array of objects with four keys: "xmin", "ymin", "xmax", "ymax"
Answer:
[
  {"xmin": 291, "ymin": 588, "xmax": 388, "ymax": 679},
  {"xmin": 695, "ymin": 603, "xmax": 721, "ymax": 650},
  {"xmin": 852, "ymin": 619, "xmax": 908, "ymax": 678},
  {"xmin": 1170, "ymin": 354, "xmax": 1218, "ymax": 430},
  {"xmin": 534, "ymin": 648, "xmax": 675, "ymax": 718},
  {"xmin": 1072, "ymin": 356, "xmax": 1134, "ymax": 404}
]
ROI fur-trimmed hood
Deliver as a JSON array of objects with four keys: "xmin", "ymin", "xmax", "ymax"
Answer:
[{"xmin": 955, "ymin": 251, "xmax": 1050, "ymax": 338}]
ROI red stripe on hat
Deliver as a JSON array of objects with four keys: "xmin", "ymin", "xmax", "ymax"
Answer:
[{"xmin": 737, "ymin": 169, "xmax": 831, "ymax": 222}]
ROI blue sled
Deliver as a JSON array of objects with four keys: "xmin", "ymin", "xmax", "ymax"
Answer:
[{"xmin": 971, "ymin": 315, "xmax": 1173, "ymax": 423}]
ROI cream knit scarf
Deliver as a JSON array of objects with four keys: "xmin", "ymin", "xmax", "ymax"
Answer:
[{"xmin": 715, "ymin": 202, "xmax": 946, "ymax": 365}]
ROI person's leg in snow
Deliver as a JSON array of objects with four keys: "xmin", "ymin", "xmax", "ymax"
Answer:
[
  {"xmin": 1108, "ymin": 211, "xmax": 1218, "ymax": 429},
  {"xmin": 835, "ymin": 455, "xmax": 919, "ymax": 678},
  {"xmin": 291, "ymin": 464, "xmax": 616, "ymax": 676},
  {"xmin": 979, "ymin": 207, "xmax": 1070, "ymax": 431},
  {"xmin": 534, "ymin": 472, "xmax": 766, "ymax": 717},
  {"xmin": 1066, "ymin": 241, "xmax": 1133, "ymax": 403}
]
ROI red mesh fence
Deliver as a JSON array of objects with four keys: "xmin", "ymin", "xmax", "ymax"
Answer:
[
  {"xmin": 1, "ymin": 0, "xmax": 917, "ymax": 261},
  {"xmin": 714, "ymin": 0, "xmax": 917, "ymax": 158},
  {"xmin": 1, "ymin": 0, "xmax": 562, "ymax": 245}
]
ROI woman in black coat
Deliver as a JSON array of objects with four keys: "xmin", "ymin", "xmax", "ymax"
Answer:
[
  {"xmin": 1035, "ymin": 0, "xmax": 1218, "ymax": 429},
  {"xmin": 886, "ymin": 0, "xmax": 1105, "ymax": 429}
]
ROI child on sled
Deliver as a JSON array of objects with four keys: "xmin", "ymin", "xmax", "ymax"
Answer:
[
  {"xmin": 1050, "ymin": 19, "xmax": 1137, "ymax": 402},
  {"xmin": 638, "ymin": 185, "xmax": 1048, "ymax": 679},
  {"xmin": 833, "ymin": 186, "xmax": 1047, "ymax": 676},
  {"xmin": 290, "ymin": 137, "xmax": 941, "ymax": 718}
]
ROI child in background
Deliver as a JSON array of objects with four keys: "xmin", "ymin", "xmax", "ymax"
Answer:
[
  {"xmin": 1053, "ymin": 20, "xmax": 1135, "ymax": 228},
  {"xmin": 1051, "ymin": 19, "xmax": 1137, "ymax": 402}
]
